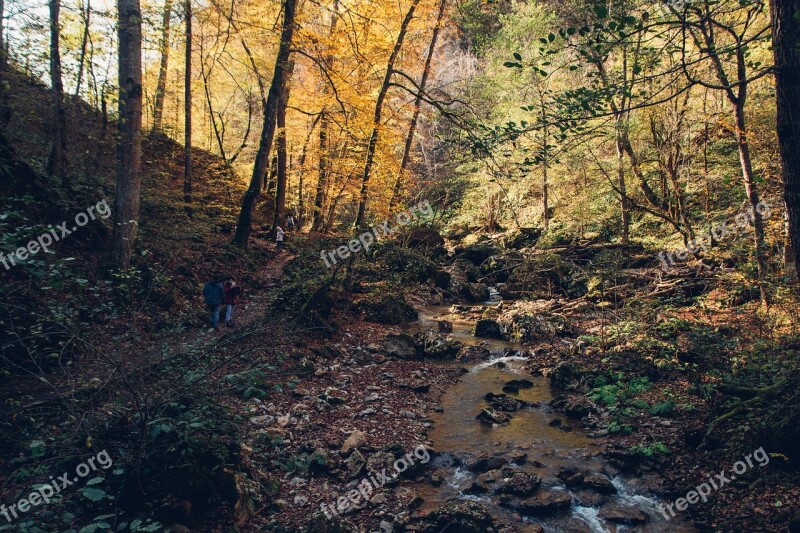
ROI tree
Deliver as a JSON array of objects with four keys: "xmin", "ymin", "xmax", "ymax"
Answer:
[
  {"xmin": 389, "ymin": 0, "xmax": 447, "ymax": 212},
  {"xmin": 74, "ymin": 0, "xmax": 91, "ymax": 97},
  {"xmin": 184, "ymin": 0, "xmax": 192, "ymax": 214},
  {"xmin": 0, "ymin": 0, "xmax": 5, "ymax": 70},
  {"xmin": 153, "ymin": 0, "xmax": 173, "ymax": 132},
  {"xmin": 270, "ymin": 55, "xmax": 296, "ymax": 233},
  {"xmin": 770, "ymin": 0, "xmax": 800, "ymax": 283},
  {"xmin": 354, "ymin": 0, "xmax": 422, "ymax": 228},
  {"xmin": 47, "ymin": 0, "xmax": 67, "ymax": 177},
  {"xmin": 112, "ymin": 0, "xmax": 143, "ymax": 269},
  {"xmin": 232, "ymin": 0, "xmax": 298, "ymax": 248}
]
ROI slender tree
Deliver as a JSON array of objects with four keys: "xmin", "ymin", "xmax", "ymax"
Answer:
[
  {"xmin": 112, "ymin": 0, "xmax": 143, "ymax": 268},
  {"xmin": 354, "ymin": 0, "xmax": 421, "ymax": 228},
  {"xmin": 0, "ymin": 0, "xmax": 5, "ymax": 70},
  {"xmin": 153, "ymin": 0, "xmax": 173, "ymax": 132},
  {"xmin": 388, "ymin": 0, "xmax": 447, "ymax": 212},
  {"xmin": 184, "ymin": 0, "xmax": 192, "ymax": 213},
  {"xmin": 270, "ymin": 56, "xmax": 296, "ymax": 232},
  {"xmin": 74, "ymin": 0, "xmax": 91, "ymax": 97},
  {"xmin": 232, "ymin": 0, "xmax": 298, "ymax": 248},
  {"xmin": 47, "ymin": 0, "xmax": 67, "ymax": 177}
]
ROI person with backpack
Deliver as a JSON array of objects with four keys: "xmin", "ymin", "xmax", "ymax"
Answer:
[
  {"xmin": 223, "ymin": 277, "xmax": 242, "ymax": 327},
  {"xmin": 202, "ymin": 275, "xmax": 225, "ymax": 330}
]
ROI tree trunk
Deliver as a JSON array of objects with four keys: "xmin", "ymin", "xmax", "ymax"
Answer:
[
  {"xmin": 232, "ymin": 0, "xmax": 298, "ymax": 248},
  {"xmin": 354, "ymin": 0, "xmax": 421, "ymax": 228},
  {"xmin": 771, "ymin": 0, "xmax": 800, "ymax": 285},
  {"xmin": 312, "ymin": 112, "xmax": 329, "ymax": 230},
  {"xmin": 270, "ymin": 58, "xmax": 295, "ymax": 232},
  {"xmin": 388, "ymin": 0, "xmax": 446, "ymax": 212},
  {"xmin": 0, "ymin": 0, "xmax": 5, "ymax": 70},
  {"xmin": 74, "ymin": 0, "xmax": 91, "ymax": 97},
  {"xmin": 47, "ymin": 0, "xmax": 67, "ymax": 177},
  {"xmin": 615, "ymin": 126, "xmax": 630, "ymax": 244},
  {"xmin": 112, "ymin": 0, "xmax": 143, "ymax": 269},
  {"xmin": 183, "ymin": 0, "xmax": 192, "ymax": 215},
  {"xmin": 152, "ymin": 0, "xmax": 173, "ymax": 132}
]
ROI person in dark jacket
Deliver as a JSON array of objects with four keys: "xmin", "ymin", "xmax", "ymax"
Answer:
[
  {"xmin": 202, "ymin": 275, "xmax": 225, "ymax": 329},
  {"xmin": 223, "ymin": 277, "xmax": 242, "ymax": 327}
]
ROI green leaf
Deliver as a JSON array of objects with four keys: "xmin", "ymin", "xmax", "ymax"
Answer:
[
  {"xmin": 594, "ymin": 5, "xmax": 608, "ymax": 18},
  {"xmin": 80, "ymin": 488, "xmax": 107, "ymax": 502},
  {"xmin": 86, "ymin": 477, "xmax": 105, "ymax": 486},
  {"xmin": 513, "ymin": 52, "xmax": 522, "ymax": 61}
]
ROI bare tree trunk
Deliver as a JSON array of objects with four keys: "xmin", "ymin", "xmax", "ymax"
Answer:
[
  {"xmin": 354, "ymin": 0, "xmax": 421, "ymax": 228},
  {"xmin": 615, "ymin": 126, "xmax": 630, "ymax": 243},
  {"xmin": 0, "ymin": 0, "xmax": 5, "ymax": 70},
  {"xmin": 183, "ymin": 0, "xmax": 192, "ymax": 215},
  {"xmin": 388, "ymin": 0, "xmax": 446, "ymax": 212},
  {"xmin": 270, "ymin": 58, "xmax": 296, "ymax": 232},
  {"xmin": 232, "ymin": 0, "xmax": 298, "ymax": 248},
  {"xmin": 312, "ymin": 112, "xmax": 329, "ymax": 230},
  {"xmin": 112, "ymin": 0, "xmax": 143, "ymax": 269},
  {"xmin": 74, "ymin": 0, "xmax": 91, "ymax": 96},
  {"xmin": 770, "ymin": 0, "xmax": 800, "ymax": 285},
  {"xmin": 153, "ymin": 0, "xmax": 173, "ymax": 132},
  {"xmin": 47, "ymin": 0, "xmax": 67, "ymax": 177},
  {"xmin": 296, "ymin": 115, "xmax": 319, "ymax": 227}
]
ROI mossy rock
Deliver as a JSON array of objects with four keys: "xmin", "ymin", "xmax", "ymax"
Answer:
[
  {"xmin": 355, "ymin": 293, "xmax": 418, "ymax": 324},
  {"xmin": 474, "ymin": 318, "xmax": 503, "ymax": 339},
  {"xmin": 461, "ymin": 282, "xmax": 490, "ymax": 303}
]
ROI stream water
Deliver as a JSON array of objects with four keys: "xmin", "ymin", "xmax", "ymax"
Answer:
[{"xmin": 407, "ymin": 298, "xmax": 697, "ymax": 532}]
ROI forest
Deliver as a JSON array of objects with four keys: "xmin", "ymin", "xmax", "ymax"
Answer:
[{"xmin": 1, "ymin": 0, "xmax": 800, "ymax": 530}]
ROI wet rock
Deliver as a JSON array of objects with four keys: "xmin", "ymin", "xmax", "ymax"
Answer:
[
  {"xmin": 557, "ymin": 466, "xmax": 584, "ymax": 488},
  {"xmin": 485, "ymin": 392, "xmax": 507, "ymax": 402},
  {"xmin": 426, "ymin": 500, "xmax": 495, "ymax": 532},
  {"xmin": 461, "ymin": 282, "xmax": 490, "ymax": 303},
  {"xmin": 498, "ymin": 472, "xmax": 541, "ymax": 497},
  {"xmin": 341, "ymin": 430, "xmax": 367, "ymax": 454},
  {"xmin": 466, "ymin": 469, "xmax": 502, "ymax": 493},
  {"xmin": 476, "ymin": 407, "xmax": 511, "ymax": 425},
  {"xmin": 509, "ymin": 450, "xmax": 528, "ymax": 465},
  {"xmin": 457, "ymin": 345, "xmax": 491, "ymax": 362},
  {"xmin": 501, "ymin": 383, "xmax": 520, "ymax": 394},
  {"xmin": 438, "ymin": 320, "xmax": 453, "ymax": 333},
  {"xmin": 344, "ymin": 450, "xmax": 366, "ymax": 479},
  {"xmin": 489, "ymin": 397, "xmax": 528, "ymax": 412},
  {"xmin": 598, "ymin": 505, "xmax": 649, "ymax": 525},
  {"xmin": 548, "ymin": 419, "xmax": 562, "ymax": 427},
  {"xmin": 474, "ymin": 318, "xmax": 503, "ymax": 339},
  {"xmin": 453, "ymin": 258, "xmax": 482, "ymax": 282},
  {"xmin": 413, "ymin": 331, "xmax": 463, "ymax": 360},
  {"xmin": 514, "ymin": 490, "xmax": 572, "ymax": 516},
  {"xmin": 574, "ymin": 490, "xmax": 608, "ymax": 507},
  {"xmin": 466, "ymin": 453, "xmax": 507, "ymax": 473},
  {"xmin": 582, "ymin": 474, "xmax": 617, "ymax": 495},
  {"xmin": 383, "ymin": 333, "xmax": 417, "ymax": 359},
  {"xmin": 505, "ymin": 379, "xmax": 534, "ymax": 389}
]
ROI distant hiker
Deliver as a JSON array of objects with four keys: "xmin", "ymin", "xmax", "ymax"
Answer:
[
  {"xmin": 223, "ymin": 277, "xmax": 242, "ymax": 327},
  {"xmin": 202, "ymin": 275, "xmax": 225, "ymax": 330},
  {"xmin": 275, "ymin": 226, "xmax": 285, "ymax": 250},
  {"xmin": 286, "ymin": 215, "xmax": 297, "ymax": 231}
]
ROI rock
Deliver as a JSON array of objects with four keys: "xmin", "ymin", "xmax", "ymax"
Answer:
[
  {"xmin": 358, "ymin": 407, "xmax": 376, "ymax": 417},
  {"xmin": 457, "ymin": 345, "xmax": 491, "ymax": 362},
  {"xmin": 574, "ymin": 490, "xmax": 608, "ymax": 507},
  {"xmin": 413, "ymin": 331, "xmax": 463, "ymax": 360},
  {"xmin": 384, "ymin": 333, "xmax": 418, "ymax": 359},
  {"xmin": 474, "ymin": 318, "xmax": 503, "ymax": 339},
  {"xmin": 341, "ymin": 430, "xmax": 367, "ymax": 454},
  {"xmin": 598, "ymin": 505, "xmax": 649, "ymax": 525},
  {"xmin": 467, "ymin": 453, "xmax": 507, "ymax": 473},
  {"xmin": 509, "ymin": 450, "xmax": 528, "ymax": 465},
  {"xmin": 249, "ymin": 415, "xmax": 274, "ymax": 427},
  {"xmin": 344, "ymin": 450, "xmax": 366, "ymax": 479},
  {"xmin": 476, "ymin": 407, "xmax": 511, "ymax": 425},
  {"xmin": 399, "ymin": 410, "xmax": 417, "ymax": 419},
  {"xmin": 293, "ymin": 495, "xmax": 308, "ymax": 507},
  {"xmin": 379, "ymin": 519, "xmax": 394, "ymax": 533},
  {"xmin": 456, "ymin": 243, "xmax": 501, "ymax": 265},
  {"xmin": 427, "ymin": 500, "xmax": 495, "ymax": 532},
  {"xmin": 505, "ymin": 379, "xmax": 534, "ymax": 389},
  {"xmin": 551, "ymin": 394, "xmax": 598, "ymax": 419},
  {"xmin": 583, "ymin": 474, "xmax": 617, "ymax": 495},
  {"xmin": 355, "ymin": 293, "xmax": 418, "ymax": 324},
  {"xmin": 397, "ymin": 379, "xmax": 431, "ymax": 393},
  {"xmin": 557, "ymin": 467, "xmax": 584, "ymax": 488},
  {"xmin": 514, "ymin": 490, "xmax": 572, "ymax": 516},
  {"xmin": 438, "ymin": 320, "xmax": 453, "ymax": 333},
  {"xmin": 461, "ymin": 282, "xmax": 490, "ymax": 303},
  {"xmin": 501, "ymin": 384, "xmax": 519, "ymax": 394},
  {"xmin": 489, "ymin": 396, "xmax": 527, "ymax": 412},
  {"xmin": 434, "ymin": 270, "xmax": 452, "ymax": 289},
  {"xmin": 548, "ymin": 419, "xmax": 562, "ymax": 427},
  {"xmin": 277, "ymin": 415, "xmax": 291, "ymax": 427},
  {"xmin": 498, "ymin": 472, "xmax": 541, "ymax": 497}
]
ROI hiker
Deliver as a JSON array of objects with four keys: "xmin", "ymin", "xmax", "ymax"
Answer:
[
  {"xmin": 202, "ymin": 275, "xmax": 225, "ymax": 330},
  {"xmin": 223, "ymin": 277, "xmax": 242, "ymax": 327},
  {"xmin": 286, "ymin": 214, "xmax": 296, "ymax": 231},
  {"xmin": 275, "ymin": 226, "xmax": 285, "ymax": 250}
]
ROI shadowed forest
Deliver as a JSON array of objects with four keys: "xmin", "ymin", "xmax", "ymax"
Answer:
[{"xmin": 1, "ymin": 0, "xmax": 800, "ymax": 531}]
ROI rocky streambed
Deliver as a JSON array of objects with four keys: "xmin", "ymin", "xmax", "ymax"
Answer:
[{"xmin": 400, "ymin": 301, "xmax": 697, "ymax": 533}]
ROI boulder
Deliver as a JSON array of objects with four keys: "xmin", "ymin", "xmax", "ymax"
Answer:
[
  {"xmin": 598, "ymin": 505, "xmax": 649, "ymax": 525},
  {"xmin": 474, "ymin": 318, "xmax": 503, "ymax": 339},
  {"xmin": 498, "ymin": 472, "xmax": 541, "ymax": 497},
  {"xmin": 582, "ymin": 474, "xmax": 616, "ymax": 495},
  {"xmin": 466, "ymin": 453, "xmax": 508, "ymax": 473},
  {"xmin": 426, "ymin": 500, "xmax": 495, "ymax": 533},
  {"xmin": 456, "ymin": 243, "xmax": 501, "ymax": 265},
  {"xmin": 476, "ymin": 407, "xmax": 511, "ymax": 425},
  {"xmin": 344, "ymin": 450, "xmax": 366, "ymax": 479},
  {"xmin": 457, "ymin": 345, "xmax": 491, "ymax": 363},
  {"xmin": 341, "ymin": 430, "xmax": 367, "ymax": 454},
  {"xmin": 438, "ymin": 320, "xmax": 453, "ymax": 333},
  {"xmin": 356, "ymin": 293, "xmax": 417, "ymax": 324},
  {"xmin": 383, "ymin": 333, "xmax": 417, "ymax": 359},
  {"xmin": 413, "ymin": 331, "xmax": 463, "ymax": 360},
  {"xmin": 461, "ymin": 282, "xmax": 490, "ymax": 303},
  {"xmin": 514, "ymin": 490, "xmax": 572, "ymax": 516}
]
